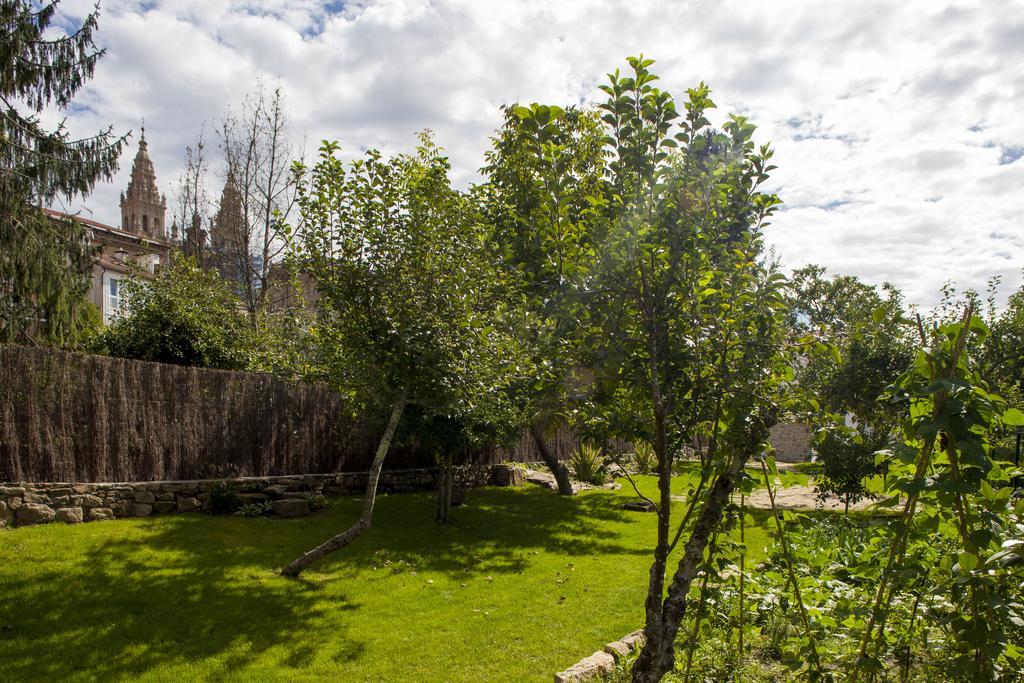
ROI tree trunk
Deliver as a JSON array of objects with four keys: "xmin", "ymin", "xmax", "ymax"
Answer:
[
  {"xmin": 529, "ymin": 420, "xmax": 574, "ymax": 496},
  {"xmin": 632, "ymin": 450, "xmax": 746, "ymax": 682},
  {"xmin": 436, "ymin": 453, "xmax": 452, "ymax": 525},
  {"xmin": 281, "ymin": 397, "xmax": 406, "ymax": 577}
]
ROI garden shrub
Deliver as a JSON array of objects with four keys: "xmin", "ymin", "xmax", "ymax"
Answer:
[
  {"xmin": 207, "ymin": 482, "xmax": 241, "ymax": 515},
  {"xmin": 234, "ymin": 500, "xmax": 273, "ymax": 517},
  {"xmin": 632, "ymin": 441, "xmax": 656, "ymax": 474},
  {"xmin": 571, "ymin": 443, "xmax": 608, "ymax": 485}
]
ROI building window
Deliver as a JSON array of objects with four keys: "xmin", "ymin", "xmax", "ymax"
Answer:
[
  {"xmin": 143, "ymin": 214, "xmax": 149, "ymax": 232},
  {"xmin": 103, "ymin": 272, "xmax": 125, "ymax": 325}
]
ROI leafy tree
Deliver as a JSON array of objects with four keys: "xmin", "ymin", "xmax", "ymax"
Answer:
[
  {"xmin": 570, "ymin": 57, "xmax": 790, "ymax": 681},
  {"xmin": 279, "ymin": 135, "xmax": 521, "ymax": 576},
  {"xmin": 93, "ymin": 256, "xmax": 255, "ymax": 370},
  {"xmin": 481, "ymin": 103, "xmax": 608, "ymax": 494},
  {"xmin": 788, "ymin": 265, "xmax": 914, "ymax": 505},
  {"xmin": 0, "ymin": 0, "xmax": 127, "ymax": 345}
]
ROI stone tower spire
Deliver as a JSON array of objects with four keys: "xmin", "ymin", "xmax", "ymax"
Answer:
[
  {"xmin": 120, "ymin": 127, "xmax": 168, "ymax": 237},
  {"xmin": 210, "ymin": 171, "xmax": 247, "ymax": 253}
]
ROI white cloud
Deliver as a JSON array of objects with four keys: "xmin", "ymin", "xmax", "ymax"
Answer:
[{"xmin": 48, "ymin": 0, "xmax": 1024, "ymax": 308}]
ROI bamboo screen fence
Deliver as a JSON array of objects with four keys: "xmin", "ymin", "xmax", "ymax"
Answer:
[{"xmin": 0, "ymin": 345, "xmax": 577, "ymax": 483}]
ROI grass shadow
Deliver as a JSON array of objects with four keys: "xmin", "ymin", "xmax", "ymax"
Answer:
[{"xmin": 0, "ymin": 482, "xmax": 654, "ymax": 680}]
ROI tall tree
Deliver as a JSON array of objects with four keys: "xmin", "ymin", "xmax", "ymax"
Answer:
[
  {"xmin": 279, "ymin": 135, "xmax": 519, "ymax": 576},
  {"xmin": 788, "ymin": 265, "xmax": 914, "ymax": 506},
  {"xmin": 0, "ymin": 0, "xmax": 127, "ymax": 345},
  {"xmin": 579, "ymin": 58, "xmax": 789, "ymax": 682},
  {"xmin": 481, "ymin": 103, "xmax": 608, "ymax": 494},
  {"xmin": 211, "ymin": 85, "xmax": 298, "ymax": 323}
]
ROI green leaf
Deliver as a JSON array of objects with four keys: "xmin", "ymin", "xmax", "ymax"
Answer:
[
  {"xmin": 957, "ymin": 552, "xmax": 980, "ymax": 572},
  {"xmin": 1002, "ymin": 408, "xmax": 1024, "ymax": 426}
]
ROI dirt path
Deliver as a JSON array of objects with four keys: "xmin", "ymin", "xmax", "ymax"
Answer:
[
  {"xmin": 737, "ymin": 485, "xmax": 877, "ymax": 512},
  {"xmin": 670, "ymin": 485, "xmax": 875, "ymax": 512}
]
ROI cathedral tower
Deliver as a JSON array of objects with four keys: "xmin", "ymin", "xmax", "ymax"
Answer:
[{"xmin": 119, "ymin": 128, "xmax": 167, "ymax": 237}]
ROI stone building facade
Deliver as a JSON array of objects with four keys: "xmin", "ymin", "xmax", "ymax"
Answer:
[
  {"xmin": 768, "ymin": 422, "xmax": 813, "ymax": 463},
  {"xmin": 45, "ymin": 130, "xmax": 173, "ymax": 324}
]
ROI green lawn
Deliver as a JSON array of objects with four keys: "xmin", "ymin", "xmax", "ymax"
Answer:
[{"xmin": 0, "ymin": 477, "xmax": 776, "ymax": 682}]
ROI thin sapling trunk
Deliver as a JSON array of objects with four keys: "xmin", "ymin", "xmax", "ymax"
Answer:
[{"xmin": 281, "ymin": 396, "xmax": 406, "ymax": 577}]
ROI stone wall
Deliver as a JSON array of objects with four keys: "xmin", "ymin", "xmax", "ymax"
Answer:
[
  {"xmin": 769, "ymin": 422, "xmax": 813, "ymax": 463},
  {"xmin": 0, "ymin": 464, "xmax": 527, "ymax": 529}
]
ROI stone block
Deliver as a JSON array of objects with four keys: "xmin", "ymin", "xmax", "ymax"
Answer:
[
  {"xmin": 238, "ymin": 493, "xmax": 269, "ymax": 504},
  {"xmin": 265, "ymin": 484, "xmax": 288, "ymax": 497},
  {"xmin": 15, "ymin": 502, "xmax": 56, "ymax": 526},
  {"xmin": 155, "ymin": 492, "xmax": 175, "ymax": 502},
  {"xmin": 55, "ymin": 507, "xmax": 84, "ymax": 524},
  {"xmin": 133, "ymin": 490, "xmax": 156, "ymax": 504},
  {"xmin": 153, "ymin": 501, "xmax": 176, "ymax": 514},
  {"xmin": 176, "ymin": 496, "xmax": 200, "ymax": 513},
  {"xmin": 75, "ymin": 494, "xmax": 104, "ymax": 508},
  {"xmin": 87, "ymin": 507, "xmax": 114, "ymax": 521},
  {"xmin": 450, "ymin": 487, "xmax": 466, "ymax": 507},
  {"xmin": 23, "ymin": 491, "xmax": 50, "ymax": 505},
  {"xmin": 603, "ymin": 641, "xmax": 630, "ymax": 661},
  {"xmin": 129, "ymin": 503, "xmax": 153, "ymax": 517},
  {"xmin": 0, "ymin": 486, "xmax": 25, "ymax": 496},
  {"xmin": 7, "ymin": 496, "xmax": 22, "ymax": 510},
  {"xmin": 554, "ymin": 651, "xmax": 615, "ymax": 682},
  {"xmin": 48, "ymin": 487, "xmax": 73, "ymax": 497},
  {"xmin": 492, "ymin": 465, "xmax": 523, "ymax": 487},
  {"xmin": 0, "ymin": 500, "xmax": 11, "ymax": 527},
  {"xmin": 620, "ymin": 629, "xmax": 646, "ymax": 651},
  {"xmin": 272, "ymin": 498, "xmax": 310, "ymax": 518}
]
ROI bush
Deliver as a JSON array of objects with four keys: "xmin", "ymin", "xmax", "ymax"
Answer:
[
  {"xmin": 234, "ymin": 500, "xmax": 273, "ymax": 517},
  {"xmin": 632, "ymin": 441, "xmax": 656, "ymax": 474},
  {"xmin": 207, "ymin": 482, "xmax": 241, "ymax": 515},
  {"xmin": 814, "ymin": 427, "xmax": 881, "ymax": 510},
  {"xmin": 92, "ymin": 256, "xmax": 255, "ymax": 370},
  {"xmin": 571, "ymin": 443, "xmax": 608, "ymax": 485},
  {"xmin": 302, "ymin": 491, "xmax": 329, "ymax": 511}
]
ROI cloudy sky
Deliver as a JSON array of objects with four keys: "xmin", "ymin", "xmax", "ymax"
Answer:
[{"xmin": 49, "ymin": 0, "xmax": 1024, "ymax": 308}]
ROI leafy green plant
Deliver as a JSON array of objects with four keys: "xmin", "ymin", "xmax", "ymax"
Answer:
[
  {"xmin": 571, "ymin": 443, "xmax": 608, "ymax": 485},
  {"xmin": 302, "ymin": 492, "xmax": 329, "ymax": 511},
  {"xmin": 234, "ymin": 500, "xmax": 273, "ymax": 517},
  {"xmin": 93, "ymin": 256, "xmax": 256, "ymax": 370},
  {"xmin": 813, "ymin": 425, "xmax": 881, "ymax": 513},
  {"xmin": 851, "ymin": 308, "xmax": 1024, "ymax": 680},
  {"xmin": 206, "ymin": 482, "xmax": 241, "ymax": 516},
  {"xmin": 631, "ymin": 441, "xmax": 656, "ymax": 474}
]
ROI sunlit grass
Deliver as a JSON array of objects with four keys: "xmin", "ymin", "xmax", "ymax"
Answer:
[{"xmin": 0, "ymin": 477, "xmax": 783, "ymax": 682}]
